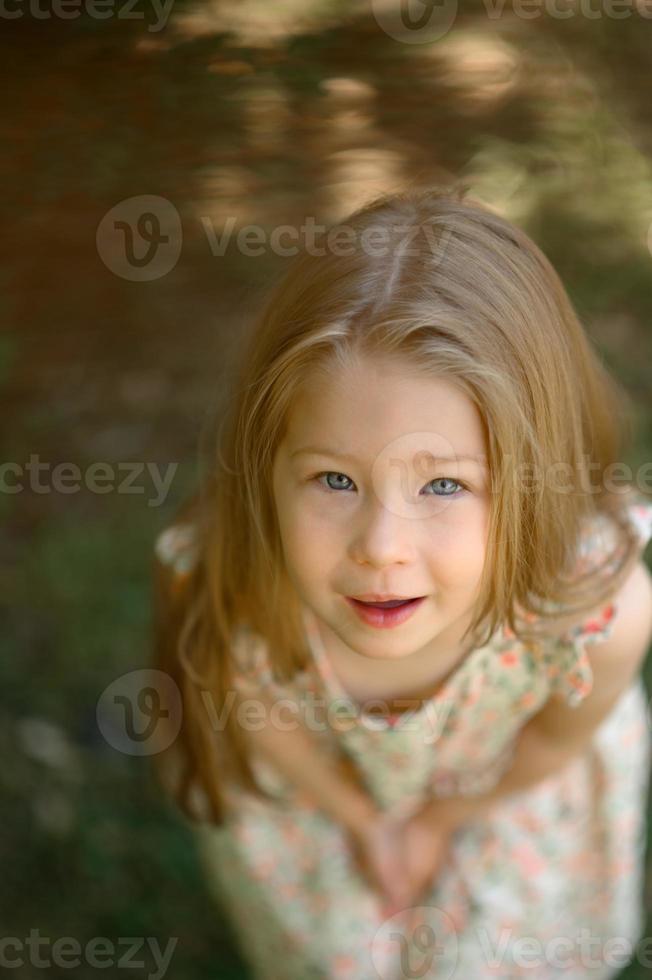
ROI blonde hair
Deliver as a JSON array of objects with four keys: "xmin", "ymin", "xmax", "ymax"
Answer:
[{"xmin": 152, "ymin": 184, "xmax": 643, "ymax": 826}]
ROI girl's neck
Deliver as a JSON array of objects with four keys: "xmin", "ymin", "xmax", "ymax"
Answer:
[{"xmin": 312, "ymin": 607, "xmax": 480, "ymax": 713}]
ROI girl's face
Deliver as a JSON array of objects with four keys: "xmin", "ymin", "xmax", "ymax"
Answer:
[{"xmin": 272, "ymin": 353, "xmax": 491, "ymax": 664}]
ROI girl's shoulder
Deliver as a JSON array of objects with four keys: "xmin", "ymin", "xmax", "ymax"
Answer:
[
  {"xmin": 538, "ymin": 494, "xmax": 652, "ymax": 707},
  {"xmin": 562, "ymin": 494, "xmax": 652, "ymax": 637},
  {"xmin": 153, "ymin": 494, "xmax": 204, "ymax": 593},
  {"xmin": 153, "ymin": 511, "xmax": 275, "ymax": 686},
  {"xmin": 573, "ymin": 493, "xmax": 652, "ymax": 577}
]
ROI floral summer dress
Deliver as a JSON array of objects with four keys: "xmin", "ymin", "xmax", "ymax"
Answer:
[{"xmin": 154, "ymin": 498, "xmax": 652, "ymax": 980}]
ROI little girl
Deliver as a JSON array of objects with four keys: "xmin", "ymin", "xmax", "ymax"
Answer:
[{"xmin": 152, "ymin": 186, "xmax": 652, "ymax": 980}]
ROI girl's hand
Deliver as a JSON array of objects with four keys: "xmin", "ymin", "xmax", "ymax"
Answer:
[
  {"xmin": 400, "ymin": 806, "xmax": 454, "ymax": 909},
  {"xmin": 349, "ymin": 808, "xmax": 413, "ymax": 917},
  {"xmin": 349, "ymin": 802, "xmax": 455, "ymax": 917}
]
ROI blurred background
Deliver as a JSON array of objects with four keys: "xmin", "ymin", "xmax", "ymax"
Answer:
[{"xmin": 3, "ymin": 1, "xmax": 652, "ymax": 977}]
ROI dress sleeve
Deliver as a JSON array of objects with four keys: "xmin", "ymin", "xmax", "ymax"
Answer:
[
  {"xmin": 154, "ymin": 523, "xmax": 200, "ymax": 593},
  {"xmin": 549, "ymin": 602, "xmax": 617, "ymax": 707},
  {"xmin": 230, "ymin": 625, "xmax": 276, "ymax": 690},
  {"xmin": 549, "ymin": 496, "xmax": 652, "ymax": 708},
  {"xmin": 154, "ymin": 521, "xmax": 278, "ymax": 692}
]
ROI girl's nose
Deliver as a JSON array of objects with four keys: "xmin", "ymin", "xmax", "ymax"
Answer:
[{"xmin": 348, "ymin": 505, "xmax": 418, "ymax": 569}]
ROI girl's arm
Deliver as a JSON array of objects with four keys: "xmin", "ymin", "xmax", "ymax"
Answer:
[
  {"xmin": 234, "ymin": 678, "xmax": 420, "ymax": 912},
  {"xmin": 233, "ymin": 675, "xmax": 377, "ymax": 835},
  {"xmin": 425, "ymin": 558, "xmax": 652, "ymax": 834},
  {"xmin": 152, "ymin": 535, "xmax": 377, "ymax": 835},
  {"xmin": 424, "ymin": 715, "xmax": 600, "ymax": 834}
]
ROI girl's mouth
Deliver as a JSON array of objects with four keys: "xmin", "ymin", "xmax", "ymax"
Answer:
[{"xmin": 345, "ymin": 596, "xmax": 426, "ymax": 629}]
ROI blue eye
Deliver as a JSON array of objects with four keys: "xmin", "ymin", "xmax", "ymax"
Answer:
[
  {"xmin": 423, "ymin": 477, "xmax": 466, "ymax": 497},
  {"xmin": 316, "ymin": 472, "xmax": 354, "ymax": 492},
  {"xmin": 314, "ymin": 472, "xmax": 467, "ymax": 496}
]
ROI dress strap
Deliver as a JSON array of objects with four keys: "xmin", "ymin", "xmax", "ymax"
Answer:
[
  {"xmin": 301, "ymin": 606, "xmax": 351, "ymax": 704},
  {"xmin": 300, "ymin": 605, "xmax": 401, "ymax": 729}
]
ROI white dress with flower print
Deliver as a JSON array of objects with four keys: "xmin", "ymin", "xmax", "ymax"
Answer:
[{"xmin": 154, "ymin": 499, "xmax": 652, "ymax": 980}]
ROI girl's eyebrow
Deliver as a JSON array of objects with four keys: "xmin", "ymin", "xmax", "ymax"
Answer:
[{"xmin": 290, "ymin": 446, "xmax": 487, "ymax": 467}]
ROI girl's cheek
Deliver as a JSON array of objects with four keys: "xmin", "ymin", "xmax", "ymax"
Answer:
[
  {"xmin": 426, "ymin": 519, "xmax": 487, "ymax": 574},
  {"xmin": 297, "ymin": 502, "xmax": 351, "ymax": 536},
  {"xmin": 285, "ymin": 515, "xmax": 339, "ymax": 559}
]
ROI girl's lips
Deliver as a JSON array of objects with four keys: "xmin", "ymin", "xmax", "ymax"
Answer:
[{"xmin": 345, "ymin": 595, "xmax": 426, "ymax": 629}]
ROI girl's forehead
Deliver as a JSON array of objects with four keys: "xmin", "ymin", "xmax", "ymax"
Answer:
[
  {"xmin": 281, "ymin": 361, "xmax": 488, "ymax": 465},
  {"xmin": 294, "ymin": 354, "xmax": 472, "ymax": 408}
]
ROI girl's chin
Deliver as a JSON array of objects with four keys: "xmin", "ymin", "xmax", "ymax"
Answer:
[{"xmin": 345, "ymin": 646, "xmax": 420, "ymax": 661}]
